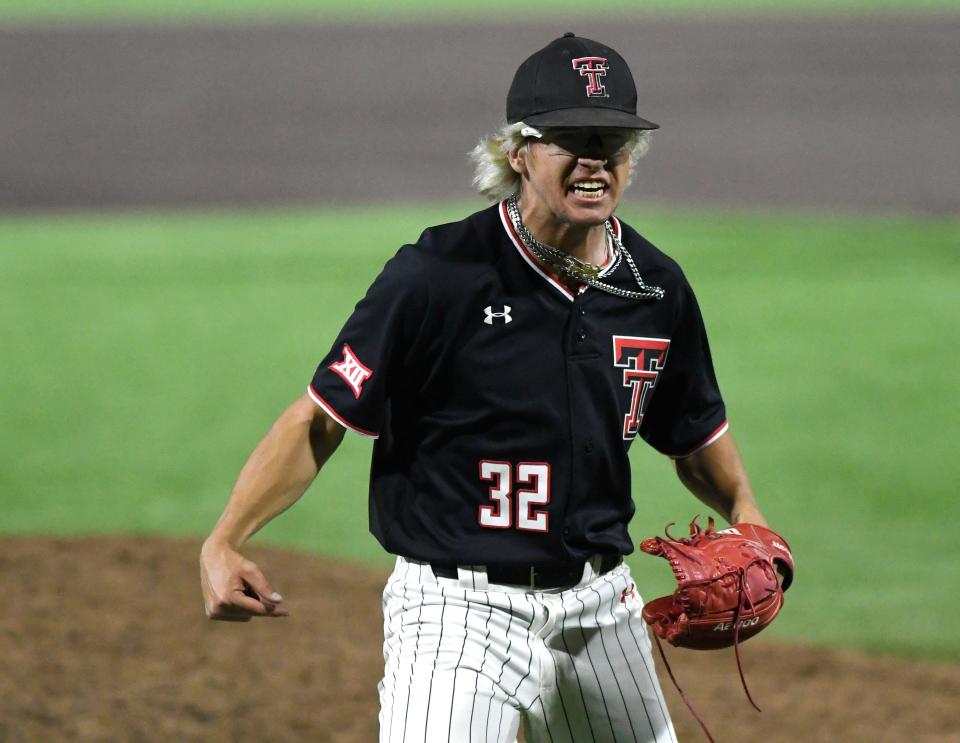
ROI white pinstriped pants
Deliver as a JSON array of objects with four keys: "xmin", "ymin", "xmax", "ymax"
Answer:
[{"xmin": 379, "ymin": 557, "xmax": 678, "ymax": 743}]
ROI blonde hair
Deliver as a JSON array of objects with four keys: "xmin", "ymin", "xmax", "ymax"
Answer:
[{"xmin": 469, "ymin": 121, "xmax": 652, "ymax": 202}]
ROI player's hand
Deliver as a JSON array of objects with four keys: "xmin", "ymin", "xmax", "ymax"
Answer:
[{"xmin": 200, "ymin": 539, "xmax": 289, "ymax": 621}]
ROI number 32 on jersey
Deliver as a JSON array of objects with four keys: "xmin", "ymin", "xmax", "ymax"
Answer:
[{"xmin": 478, "ymin": 461, "xmax": 551, "ymax": 532}]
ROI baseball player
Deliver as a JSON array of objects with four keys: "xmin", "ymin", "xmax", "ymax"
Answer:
[{"xmin": 201, "ymin": 33, "xmax": 779, "ymax": 742}]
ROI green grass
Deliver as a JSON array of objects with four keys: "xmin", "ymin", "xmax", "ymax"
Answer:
[
  {"xmin": 1, "ymin": 204, "xmax": 958, "ymax": 660},
  {"xmin": 621, "ymin": 210, "xmax": 960, "ymax": 659},
  {"xmin": 0, "ymin": 0, "xmax": 957, "ymax": 23}
]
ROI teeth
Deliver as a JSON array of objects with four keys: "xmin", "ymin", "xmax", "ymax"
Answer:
[{"xmin": 572, "ymin": 181, "xmax": 606, "ymax": 199}]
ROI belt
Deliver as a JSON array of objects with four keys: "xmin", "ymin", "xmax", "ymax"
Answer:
[{"xmin": 431, "ymin": 553, "xmax": 621, "ymax": 590}]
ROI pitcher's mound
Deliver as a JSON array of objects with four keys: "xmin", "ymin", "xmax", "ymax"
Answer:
[{"xmin": 1, "ymin": 536, "xmax": 956, "ymax": 742}]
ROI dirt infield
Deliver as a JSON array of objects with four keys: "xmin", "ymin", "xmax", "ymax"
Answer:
[
  {"xmin": 2, "ymin": 536, "xmax": 958, "ymax": 742},
  {"xmin": 1, "ymin": 18, "xmax": 958, "ymax": 214}
]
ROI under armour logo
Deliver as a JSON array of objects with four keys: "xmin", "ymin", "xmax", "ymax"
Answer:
[
  {"xmin": 483, "ymin": 305, "xmax": 512, "ymax": 324},
  {"xmin": 571, "ymin": 56, "xmax": 609, "ymax": 98}
]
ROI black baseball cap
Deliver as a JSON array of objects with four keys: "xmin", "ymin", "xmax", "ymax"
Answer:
[{"xmin": 507, "ymin": 33, "xmax": 658, "ymax": 130}]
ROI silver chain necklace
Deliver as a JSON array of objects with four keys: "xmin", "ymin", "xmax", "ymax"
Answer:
[{"xmin": 506, "ymin": 195, "xmax": 664, "ymax": 301}]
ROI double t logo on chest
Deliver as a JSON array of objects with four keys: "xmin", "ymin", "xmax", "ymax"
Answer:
[{"xmin": 612, "ymin": 336, "xmax": 670, "ymax": 440}]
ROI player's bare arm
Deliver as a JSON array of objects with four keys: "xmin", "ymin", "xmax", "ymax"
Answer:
[
  {"xmin": 673, "ymin": 431, "xmax": 767, "ymax": 527},
  {"xmin": 200, "ymin": 394, "xmax": 344, "ymax": 621},
  {"xmin": 673, "ymin": 431, "xmax": 793, "ymax": 591}
]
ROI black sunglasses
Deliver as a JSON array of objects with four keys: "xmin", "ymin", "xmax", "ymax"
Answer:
[{"xmin": 534, "ymin": 128, "xmax": 635, "ymax": 159}]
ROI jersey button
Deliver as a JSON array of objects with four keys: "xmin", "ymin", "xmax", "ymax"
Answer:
[
  {"xmin": 578, "ymin": 308, "xmax": 586, "ymax": 316},
  {"xmin": 577, "ymin": 330, "xmax": 587, "ymax": 341},
  {"xmin": 584, "ymin": 440, "xmax": 594, "ymax": 454},
  {"xmin": 562, "ymin": 528, "xmax": 570, "ymax": 536}
]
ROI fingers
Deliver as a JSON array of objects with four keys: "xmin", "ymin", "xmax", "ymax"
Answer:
[
  {"xmin": 205, "ymin": 587, "xmax": 289, "ymax": 620},
  {"xmin": 238, "ymin": 563, "xmax": 289, "ymax": 617},
  {"xmin": 240, "ymin": 563, "xmax": 285, "ymax": 607},
  {"xmin": 200, "ymin": 548, "xmax": 289, "ymax": 621},
  {"xmin": 231, "ymin": 587, "xmax": 285, "ymax": 616}
]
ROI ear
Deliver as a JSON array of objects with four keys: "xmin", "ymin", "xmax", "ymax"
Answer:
[{"xmin": 507, "ymin": 145, "xmax": 527, "ymax": 176}]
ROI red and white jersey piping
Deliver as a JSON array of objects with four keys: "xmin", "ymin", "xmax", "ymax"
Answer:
[
  {"xmin": 307, "ymin": 384, "xmax": 380, "ymax": 439},
  {"xmin": 499, "ymin": 200, "xmax": 623, "ymax": 302},
  {"xmin": 670, "ymin": 419, "xmax": 729, "ymax": 459}
]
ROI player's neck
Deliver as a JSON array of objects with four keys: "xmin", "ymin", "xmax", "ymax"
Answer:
[{"xmin": 518, "ymin": 199, "xmax": 609, "ymax": 266}]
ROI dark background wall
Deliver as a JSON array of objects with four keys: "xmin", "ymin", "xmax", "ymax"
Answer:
[{"xmin": 1, "ymin": 19, "xmax": 957, "ymax": 213}]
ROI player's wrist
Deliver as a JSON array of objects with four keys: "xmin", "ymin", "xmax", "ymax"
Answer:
[
  {"xmin": 729, "ymin": 501, "xmax": 767, "ymax": 528},
  {"xmin": 201, "ymin": 531, "xmax": 244, "ymax": 556}
]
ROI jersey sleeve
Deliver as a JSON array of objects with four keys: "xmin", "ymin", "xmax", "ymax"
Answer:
[
  {"xmin": 639, "ymin": 276, "xmax": 728, "ymax": 458},
  {"xmin": 308, "ymin": 245, "xmax": 425, "ymax": 438}
]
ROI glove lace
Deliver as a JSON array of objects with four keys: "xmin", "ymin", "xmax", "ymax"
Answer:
[
  {"xmin": 651, "ymin": 560, "xmax": 765, "ymax": 743},
  {"xmin": 646, "ymin": 516, "xmax": 774, "ymax": 743}
]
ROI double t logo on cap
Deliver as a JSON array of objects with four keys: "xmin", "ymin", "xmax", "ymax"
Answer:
[{"xmin": 571, "ymin": 57, "xmax": 609, "ymax": 98}]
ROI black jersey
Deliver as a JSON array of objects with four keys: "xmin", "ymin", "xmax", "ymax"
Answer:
[{"xmin": 308, "ymin": 201, "xmax": 727, "ymax": 566}]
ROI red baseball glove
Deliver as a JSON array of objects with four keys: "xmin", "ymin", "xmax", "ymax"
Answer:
[
  {"xmin": 639, "ymin": 516, "xmax": 795, "ymax": 740},
  {"xmin": 640, "ymin": 516, "xmax": 794, "ymax": 651}
]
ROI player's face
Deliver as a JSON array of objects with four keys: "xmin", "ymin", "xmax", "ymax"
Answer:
[{"xmin": 512, "ymin": 127, "xmax": 634, "ymax": 227}]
